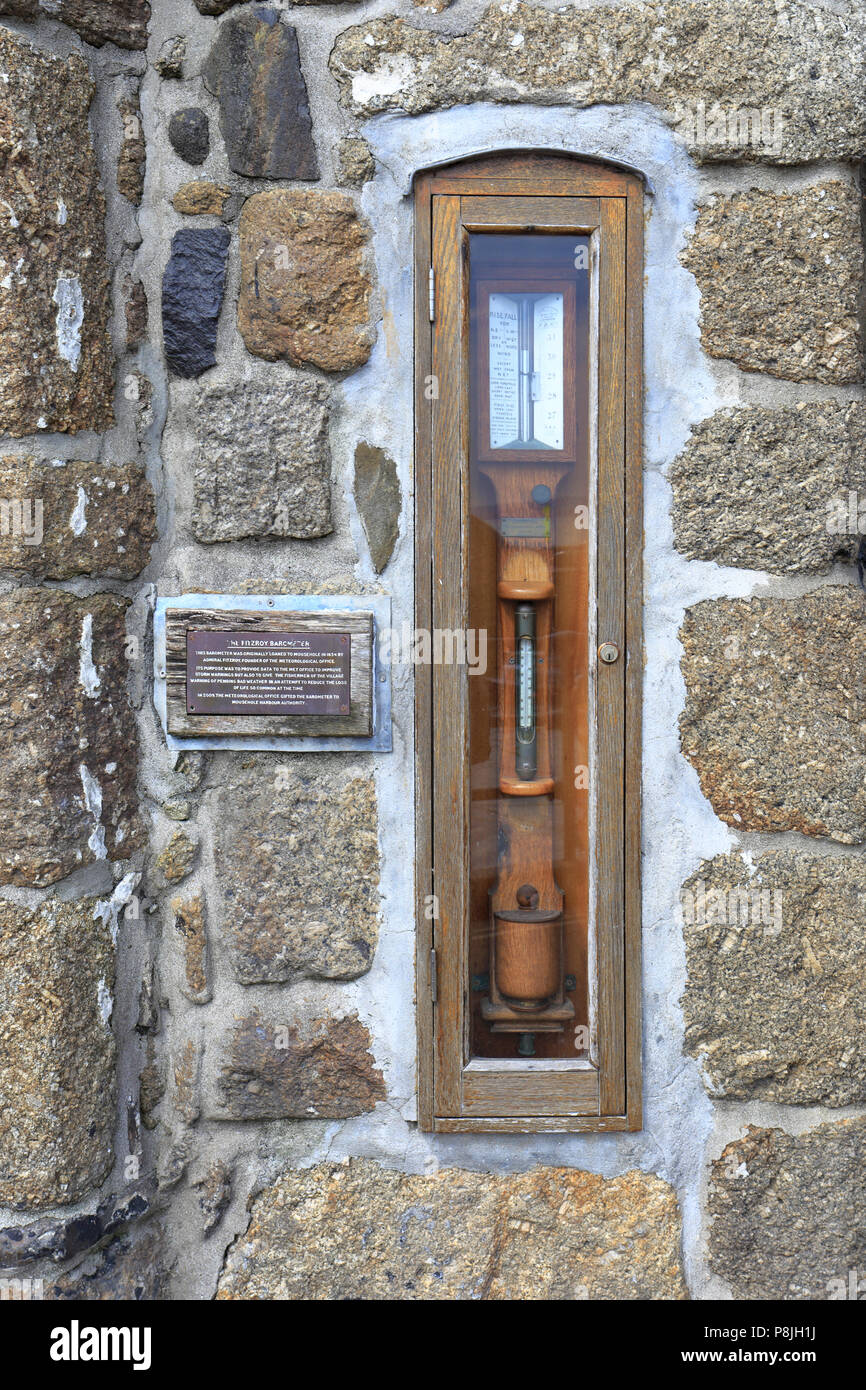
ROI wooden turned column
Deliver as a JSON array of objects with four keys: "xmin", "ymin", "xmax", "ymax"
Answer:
[{"xmin": 480, "ymin": 464, "xmax": 574, "ymax": 1037}]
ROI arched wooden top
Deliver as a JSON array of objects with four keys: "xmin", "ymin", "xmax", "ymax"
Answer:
[{"xmin": 413, "ymin": 150, "xmax": 646, "ymax": 199}]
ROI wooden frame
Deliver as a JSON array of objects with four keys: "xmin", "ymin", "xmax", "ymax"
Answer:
[
  {"xmin": 414, "ymin": 153, "xmax": 644, "ymax": 1133},
  {"xmin": 165, "ymin": 607, "xmax": 373, "ymax": 739}
]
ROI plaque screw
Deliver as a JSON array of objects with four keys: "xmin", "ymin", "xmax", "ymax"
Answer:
[
  {"xmin": 157, "ymin": 668, "xmax": 166, "ymax": 679},
  {"xmin": 267, "ymin": 599, "xmax": 275, "ymax": 607}
]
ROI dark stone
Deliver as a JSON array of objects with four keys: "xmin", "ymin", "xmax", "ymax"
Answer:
[
  {"xmin": 215, "ymin": 1008, "xmax": 385, "ymax": 1120},
  {"xmin": 0, "ymin": 1193, "xmax": 149, "ymax": 1268},
  {"xmin": 203, "ymin": 9, "xmax": 318, "ymax": 180},
  {"xmin": 193, "ymin": 0, "xmax": 244, "ymax": 12},
  {"xmin": 125, "ymin": 278, "xmax": 148, "ymax": 350},
  {"xmin": 354, "ymin": 442, "xmax": 401, "ymax": 572},
  {"xmin": 0, "ymin": 2, "xmax": 151, "ymax": 50},
  {"xmin": 46, "ymin": 1227, "xmax": 167, "ymax": 1301},
  {"xmin": 162, "ymin": 228, "xmax": 229, "ymax": 379},
  {"xmin": 168, "ymin": 107, "xmax": 210, "ymax": 167},
  {"xmin": 117, "ymin": 95, "xmax": 145, "ymax": 205},
  {"xmin": 59, "ymin": 1, "xmax": 150, "ymax": 51}
]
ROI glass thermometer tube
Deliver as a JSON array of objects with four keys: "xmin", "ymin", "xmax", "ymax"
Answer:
[{"xmin": 515, "ymin": 602, "xmax": 537, "ymax": 780}]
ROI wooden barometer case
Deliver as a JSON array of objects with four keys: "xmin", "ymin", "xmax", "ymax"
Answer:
[{"xmin": 415, "ymin": 154, "xmax": 643, "ymax": 1132}]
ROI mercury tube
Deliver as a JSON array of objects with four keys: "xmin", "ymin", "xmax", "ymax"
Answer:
[{"xmin": 515, "ymin": 602, "xmax": 537, "ymax": 780}]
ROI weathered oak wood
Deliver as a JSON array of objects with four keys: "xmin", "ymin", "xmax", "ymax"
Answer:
[
  {"xmin": 596, "ymin": 198, "xmax": 627, "ymax": 1117},
  {"xmin": 414, "ymin": 153, "xmax": 643, "ymax": 1132},
  {"xmin": 414, "ymin": 172, "xmax": 436, "ymax": 1131}
]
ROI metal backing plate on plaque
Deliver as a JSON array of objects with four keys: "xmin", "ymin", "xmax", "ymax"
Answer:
[{"xmin": 157, "ymin": 600, "xmax": 384, "ymax": 746}]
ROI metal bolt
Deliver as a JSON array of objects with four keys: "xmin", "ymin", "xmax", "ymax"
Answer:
[{"xmin": 598, "ymin": 642, "xmax": 620, "ymax": 664}]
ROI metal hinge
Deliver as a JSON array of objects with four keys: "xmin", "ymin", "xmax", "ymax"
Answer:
[
  {"xmin": 430, "ymin": 947, "xmax": 438, "ymax": 1002},
  {"xmin": 428, "ymin": 266, "xmax": 435, "ymax": 322}
]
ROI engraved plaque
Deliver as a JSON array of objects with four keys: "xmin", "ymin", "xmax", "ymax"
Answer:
[
  {"xmin": 187, "ymin": 630, "xmax": 351, "ymax": 718},
  {"xmin": 163, "ymin": 606, "xmax": 374, "ymax": 740}
]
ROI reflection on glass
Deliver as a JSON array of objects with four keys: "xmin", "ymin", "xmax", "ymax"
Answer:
[{"xmin": 468, "ymin": 231, "xmax": 590, "ymax": 1060}]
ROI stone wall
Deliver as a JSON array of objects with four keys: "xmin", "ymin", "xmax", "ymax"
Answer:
[{"xmin": 0, "ymin": 0, "xmax": 863, "ymax": 1302}]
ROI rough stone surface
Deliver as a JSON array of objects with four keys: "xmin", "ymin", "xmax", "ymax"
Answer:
[
  {"xmin": 330, "ymin": 0, "xmax": 866, "ymax": 165},
  {"xmin": 117, "ymin": 95, "xmax": 145, "ymax": 206},
  {"xmin": 139, "ymin": 1041, "xmax": 164, "ymax": 1132},
  {"xmin": 173, "ymin": 181, "xmax": 231, "ymax": 217},
  {"xmin": 124, "ymin": 278, "xmax": 148, "ymax": 350},
  {"xmin": 0, "ymin": 2, "xmax": 152, "ymax": 50},
  {"xmin": 682, "ymin": 182, "xmax": 863, "ymax": 384},
  {"xmin": 680, "ymin": 587, "xmax": 866, "ymax": 844},
  {"xmin": 0, "ymin": 456, "xmax": 156, "ymax": 579},
  {"xmin": 0, "ymin": 589, "xmax": 141, "ymax": 885},
  {"xmin": 173, "ymin": 894, "xmax": 210, "ymax": 1004},
  {"xmin": 238, "ymin": 190, "xmax": 373, "ymax": 371},
  {"xmin": 212, "ymin": 760, "xmax": 379, "ymax": 984},
  {"xmin": 670, "ymin": 402, "xmax": 866, "ymax": 574},
  {"xmin": 0, "ymin": 31, "xmax": 114, "ymax": 437},
  {"xmin": 354, "ymin": 442, "xmax": 400, "ymax": 573},
  {"xmin": 195, "ymin": 0, "xmax": 357, "ymax": 7},
  {"xmin": 191, "ymin": 377, "xmax": 332, "ymax": 543},
  {"xmin": 155, "ymin": 830, "xmax": 198, "ymax": 886},
  {"xmin": 0, "ymin": 1194, "xmax": 148, "ymax": 1268},
  {"xmin": 709, "ymin": 1119, "xmax": 866, "ymax": 1300},
  {"xmin": 217, "ymin": 1160, "xmax": 687, "ymax": 1300},
  {"xmin": 46, "ymin": 1227, "xmax": 167, "ymax": 1301},
  {"xmin": 193, "ymin": 0, "xmax": 244, "ymax": 13},
  {"xmin": 0, "ymin": 898, "xmax": 115, "ymax": 1209},
  {"xmin": 156, "ymin": 35, "xmax": 186, "ymax": 79},
  {"xmin": 174, "ymin": 1039, "xmax": 200, "ymax": 1125},
  {"xmin": 337, "ymin": 135, "xmax": 375, "ymax": 187},
  {"xmin": 215, "ymin": 1010, "xmax": 385, "ymax": 1121},
  {"xmin": 203, "ymin": 9, "xmax": 318, "ymax": 181},
  {"xmin": 195, "ymin": 1161, "xmax": 232, "ymax": 1236},
  {"xmin": 681, "ymin": 851, "xmax": 866, "ymax": 1106},
  {"xmin": 55, "ymin": 1, "xmax": 150, "ymax": 50},
  {"xmin": 162, "ymin": 228, "xmax": 229, "ymax": 378},
  {"xmin": 168, "ymin": 107, "xmax": 210, "ymax": 166}
]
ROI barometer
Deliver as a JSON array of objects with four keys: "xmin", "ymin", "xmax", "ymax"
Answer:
[{"xmin": 469, "ymin": 233, "xmax": 588, "ymax": 1057}]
